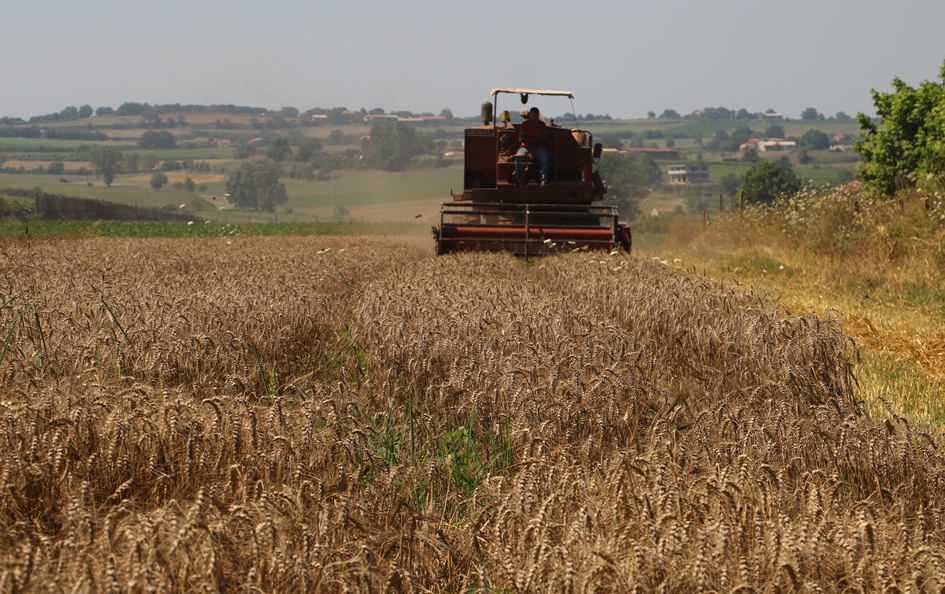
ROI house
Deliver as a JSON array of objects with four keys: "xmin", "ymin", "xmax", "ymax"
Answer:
[
  {"xmin": 739, "ymin": 138, "xmax": 764, "ymax": 150},
  {"xmin": 757, "ymin": 140, "xmax": 796, "ymax": 152},
  {"xmin": 668, "ymin": 163, "xmax": 710, "ymax": 184},
  {"xmin": 364, "ymin": 114, "xmax": 399, "ymax": 124}
]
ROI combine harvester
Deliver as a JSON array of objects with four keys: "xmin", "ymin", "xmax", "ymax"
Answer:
[{"xmin": 433, "ymin": 88, "xmax": 632, "ymax": 257}]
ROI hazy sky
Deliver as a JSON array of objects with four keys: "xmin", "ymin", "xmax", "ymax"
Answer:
[{"xmin": 4, "ymin": 0, "xmax": 945, "ymax": 121}]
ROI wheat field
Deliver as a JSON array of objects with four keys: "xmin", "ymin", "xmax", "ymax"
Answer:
[{"xmin": 0, "ymin": 235, "xmax": 942, "ymax": 592}]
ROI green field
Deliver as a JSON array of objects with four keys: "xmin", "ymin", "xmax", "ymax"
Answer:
[{"xmin": 2, "ymin": 107, "xmax": 865, "ymax": 224}]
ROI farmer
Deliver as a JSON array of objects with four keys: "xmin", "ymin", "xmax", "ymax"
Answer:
[{"xmin": 515, "ymin": 106, "xmax": 550, "ymax": 186}]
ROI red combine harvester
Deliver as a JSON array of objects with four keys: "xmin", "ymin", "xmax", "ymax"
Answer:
[{"xmin": 433, "ymin": 88, "xmax": 632, "ymax": 257}]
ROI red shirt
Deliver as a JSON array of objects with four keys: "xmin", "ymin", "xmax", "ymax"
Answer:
[{"xmin": 519, "ymin": 119, "xmax": 547, "ymax": 146}]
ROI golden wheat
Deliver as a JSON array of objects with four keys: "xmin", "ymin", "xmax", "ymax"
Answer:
[{"xmin": 0, "ymin": 235, "xmax": 941, "ymax": 591}]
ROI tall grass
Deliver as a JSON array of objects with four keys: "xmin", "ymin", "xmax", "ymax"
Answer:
[{"xmin": 649, "ymin": 182, "xmax": 945, "ymax": 439}]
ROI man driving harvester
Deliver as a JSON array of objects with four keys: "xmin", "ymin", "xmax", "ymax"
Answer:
[{"xmin": 514, "ymin": 106, "xmax": 550, "ymax": 187}]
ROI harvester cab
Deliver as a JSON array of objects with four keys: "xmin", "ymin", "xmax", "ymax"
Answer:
[{"xmin": 433, "ymin": 88, "xmax": 632, "ymax": 257}]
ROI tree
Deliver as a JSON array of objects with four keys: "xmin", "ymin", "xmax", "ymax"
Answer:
[
  {"xmin": 78, "ymin": 105, "xmax": 93, "ymax": 119},
  {"xmin": 60, "ymin": 106, "xmax": 79, "ymax": 121},
  {"xmin": 361, "ymin": 122, "xmax": 433, "ymax": 171},
  {"xmin": 233, "ymin": 142, "xmax": 256, "ymax": 159},
  {"xmin": 439, "ymin": 107, "xmax": 454, "ymax": 122},
  {"xmin": 266, "ymin": 137, "xmax": 292, "ymax": 162},
  {"xmin": 740, "ymin": 159, "xmax": 802, "ymax": 204},
  {"xmin": 660, "ymin": 109, "xmax": 680, "ymax": 119},
  {"xmin": 800, "ymin": 107, "xmax": 821, "ymax": 120},
  {"xmin": 764, "ymin": 123, "xmax": 785, "ymax": 139},
  {"xmin": 720, "ymin": 172, "xmax": 741, "ymax": 195},
  {"xmin": 854, "ymin": 58, "xmax": 945, "ymax": 194},
  {"xmin": 183, "ymin": 176, "xmax": 196, "ymax": 192},
  {"xmin": 730, "ymin": 125, "xmax": 754, "ymax": 147},
  {"xmin": 140, "ymin": 153, "xmax": 158, "ymax": 172},
  {"xmin": 798, "ymin": 129, "xmax": 830, "ymax": 151},
  {"xmin": 297, "ymin": 137, "xmax": 324, "ymax": 162},
  {"xmin": 47, "ymin": 161, "xmax": 65, "ymax": 175},
  {"xmin": 647, "ymin": 111, "xmax": 656, "ymax": 119},
  {"xmin": 596, "ymin": 153, "xmax": 658, "ymax": 220},
  {"xmin": 89, "ymin": 145, "xmax": 123, "ymax": 186},
  {"xmin": 742, "ymin": 146, "xmax": 760, "ymax": 163},
  {"xmin": 139, "ymin": 130, "xmax": 176, "ymax": 149},
  {"xmin": 596, "ymin": 132, "xmax": 623, "ymax": 149},
  {"xmin": 150, "ymin": 170, "xmax": 168, "ymax": 191},
  {"xmin": 124, "ymin": 153, "xmax": 141, "ymax": 172},
  {"xmin": 225, "ymin": 159, "xmax": 288, "ymax": 211}
]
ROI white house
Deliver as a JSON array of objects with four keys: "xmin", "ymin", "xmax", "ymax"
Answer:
[{"xmin": 668, "ymin": 163, "xmax": 710, "ymax": 184}]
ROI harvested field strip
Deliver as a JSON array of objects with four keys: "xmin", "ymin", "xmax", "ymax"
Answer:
[{"xmin": 0, "ymin": 236, "xmax": 942, "ymax": 591}]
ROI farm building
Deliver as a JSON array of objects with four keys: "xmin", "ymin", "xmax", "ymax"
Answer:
[
  {"xmin": 668, "ymin": 163, "xmax": 710, "ymax": 184},
  {"xmin": 757, "ymin": 140, "xmax": 796, "ymax": 152},
  {"xmin": 363, "ymin": 114, "xmax": 399, "ymax": 124}
]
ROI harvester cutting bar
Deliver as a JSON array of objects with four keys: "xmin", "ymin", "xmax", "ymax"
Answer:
[{"xmin": 435, "ymin": 203, "xmax": 620, "ymax": 257}]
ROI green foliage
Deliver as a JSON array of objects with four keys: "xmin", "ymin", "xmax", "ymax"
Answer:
[
  {"xmin": 361, "ymin": 123, "xmax": 433, "ymax": 172},
  {"xmin": 708, "ymin": 127, "xmax": 753, "ymax": 154},
  {"xmin": 800, "ymin": 107, "xmax": 822, "ymax": 120},
  {"xmin": 138, "ymin": 130, "xmax": 176, "ymax": 149},
  {"xmin": 798, "ymin": 129, "xmax": 831, "ymax": 151},
  {"xmin": 124, "ymin": 153, "xmax": 141, "ymax": 173},
  {"xmin": 596, "ymin": 153, "xmax": 660, "ymax": 219},
  {"xmin": 854, "ymin": 58, "xmax": 945, "ymax": 195},
  {"xmin": 0, "ymin": 195, "xmax": 36, "ymax": 218},
  {"xmin": 139, "ymin": 154, "xmax": 158, "ymax": 172},
  {"xmin": 225, "ymin": 159, "xmax": 288, "ymax": 212},
  {"xmin": 764, "ymin": 123, "xmax": 785, "ymax": 139},
  {"xmin": 88, "ymin": 145, "xmax": 123, "ymax": 186},
  {"xmin": 740, "ymin": 158, "xmax": 802, "ymax": 204},
  {"xmin": 266, "ymin": 137, "xmax": 292, "ymax": 162},
  {"xmin": 297, "ymin": 137, "xmax": 324, "ymax": 162},
  {"xmin": 596, "ymin": 132, "xmax": 623, "ymax": 149},
  {"xmin": 150, "ymin": 171, "xmax": 168, "ymax": 191},
  {"xmin": 720, "ymin": 172, "xmax": 742, "ymax": 195},
  {"xmin": 742, "ymin": 146, "xmax": 760, "ymax": 163},
  {"xmin": 233, "ymin": 142, "xmax": 256, "ymax": 159}
]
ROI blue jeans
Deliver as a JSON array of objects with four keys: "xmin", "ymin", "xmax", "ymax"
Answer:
[{"xmin": 515, "ymin": 146, "xmax": 550, "ymax": 183}]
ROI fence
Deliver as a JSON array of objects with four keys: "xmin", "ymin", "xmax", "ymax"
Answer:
[{"xmin": 1, "ymin": 189, "xmax": 201, "ymax": 222}]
